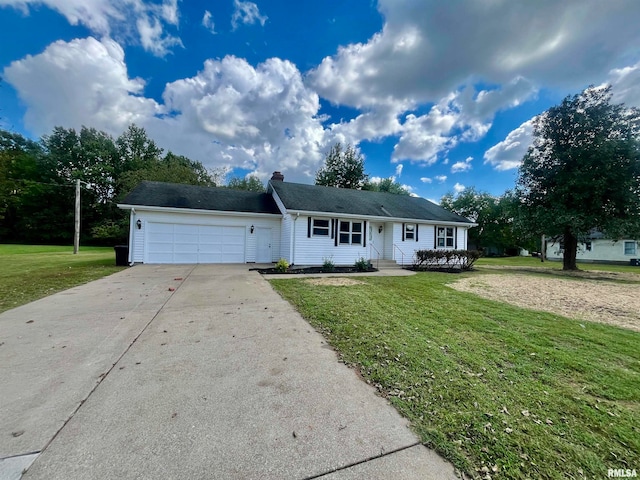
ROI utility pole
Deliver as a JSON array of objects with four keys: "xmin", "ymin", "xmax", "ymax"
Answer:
[{"xmin": 74, "ymin": 178, "xmax": 80, "ymax": 254}]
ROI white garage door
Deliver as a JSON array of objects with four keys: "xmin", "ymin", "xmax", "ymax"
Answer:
[{"xmin": 146, "ymin": 223, "xmax": 245, "ymax": 264}]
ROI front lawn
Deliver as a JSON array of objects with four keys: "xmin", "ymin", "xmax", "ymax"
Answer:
[
  {"xmin": 0, "ymin": 245, "xmax": 123, "ymax": 313},
  {"xmin": 271, "ymin": 273, "xmax": 639, "ymax": 479},
  {"xmin": 477, "ymin": 255, "xmax": 640, "ymax": 274}
]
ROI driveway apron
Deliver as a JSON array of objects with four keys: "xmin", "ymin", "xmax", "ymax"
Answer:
[{"xmin": 2, "ymin": 265, "xmax": 457, "ymax": 479}]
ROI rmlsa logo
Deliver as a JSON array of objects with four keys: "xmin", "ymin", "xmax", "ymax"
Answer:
[{"xmin": 608, "ymin": 469, "xmax": 638, "ymax": 478}]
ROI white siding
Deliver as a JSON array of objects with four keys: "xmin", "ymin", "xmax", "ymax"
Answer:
[
  {"xmin": 129, "ymin": 209, "xmax": 280, "ymax": 264},
  {"xmin": 546, "ymin": 238, "xmax": 639, "ymax": 263},
  {"xmin": 392, "ymin": 223, "xmax": 469, "ymax": 265},
  {"xmin": 280, "ymin": 213, "xmax": 293, "ymax": 262}
]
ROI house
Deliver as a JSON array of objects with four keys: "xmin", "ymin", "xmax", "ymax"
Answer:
[
  {"xmin": 117, "ymin": 172, "xmax": 475, "ymax": 265},
  {"xmin": 544, "ymin": 231, "xmax": 639, "ymax": 265}
]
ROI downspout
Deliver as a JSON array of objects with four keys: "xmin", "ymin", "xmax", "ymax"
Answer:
[
  {"xmin": 128, "ymin": 208, "xmax": 136, "ymax": 265},
  {"xmin": 292, "ymin": 213, "xmax": 299, "ymax": 265}
]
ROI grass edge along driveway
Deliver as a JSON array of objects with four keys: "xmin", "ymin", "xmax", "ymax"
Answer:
[
  {"xmin": 1, "ymin": 245, "xmax": 124, "ymax": 314},
  {"xmin": 270, "ymin": 272, "xmax": 639, "ymax": 480}
]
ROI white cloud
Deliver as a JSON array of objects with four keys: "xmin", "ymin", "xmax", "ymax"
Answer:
[
  {"xmin": 483, "ymin": 119, "xmax": 535, "ymax": 171},
  {"xmin": 395, "ymin": 163, "xmax": 403, "ymax": 177},
  {"xmin": 231, "ymin": 0, "xmax": 267, "ymax": 30},
  {"xmin": 451, "ymin": 156, "xmax": 473, "ymax": 173},
  {"xmin": 4, "ymin": 37, "xmax": 331, "ymax": 181},
  {"xmin": 453, "ymin": 182, "xmax": 466, "ymax": 194},
  {"xmin": 309, "ymin": 0, "xmax": 640, "ymax": 109},
  {"xmin": 435, "ymin": 175, "xmax": 447, "ymax": 183},
  {"xmin": 0, "ymin": 0, "xmax": 183, "ymax": 56},
  {"xmin": 420, "ymin": 177, "xmax": 432, "ymax": 183},
  {"xmin": 3, "ymin": 37, "xmax": 162, "ymax": 135},
  {"xmin": 202, "ymin": 10, "xmax": 216, "ymax": 34},
  {"xmin": 607, "ymin": 61, "xmax": 640, "ymax": 107}
]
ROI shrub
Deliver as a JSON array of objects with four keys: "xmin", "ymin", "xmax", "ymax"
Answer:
[
  {"xmin": 275, "ymin": 258, "xmax": 290, "ymax": 273},
  {"xmin": 322, "ymin": 256, "xmax": 335, "ymax": 273},
  {"xmin": 413, "ymin": 249, "xmax": 482, "ymax": 272},
  {"xmin": 354, "ymin": 256, "xmax": 370, "ymax": 272}
]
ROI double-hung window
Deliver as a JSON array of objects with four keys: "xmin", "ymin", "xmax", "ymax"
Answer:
[
  {"xmin": 312, "ymin": 218, "xmax": 330, "ymax": 236},
  {"xmin": 624, "ymin": 241, "xmax": 637, "ymax": 255},
  {"xmin": 339, "ymin": 220, "xmax": 362, "ymax": 245},
  {"xmin": 437, "ymin": 227, "xmax": 455, "ymax": 248},
  {"xmin": 404, "ymin": 224, "xmax": 415, "ymax": 240}
]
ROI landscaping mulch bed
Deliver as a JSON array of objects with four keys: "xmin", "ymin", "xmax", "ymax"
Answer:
[{"xmin": 253, "ymin": 266, "xmax": 377, "ymax": 275}]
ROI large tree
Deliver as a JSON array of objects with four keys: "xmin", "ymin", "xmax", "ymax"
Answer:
[
  {"xmin": 516, "ymin": 86, "xmax": 640, "ymax": 270},
  {"xmin": 315, "ymin": 143, "xmax": 368, "ymax": 189},
  {"xmin": 227, "ymin": 175, "xmax": 265, "ymax": 192},
  {"xmin": 363, "ymin": 177, "xmax": 410, "ymax": 195}
]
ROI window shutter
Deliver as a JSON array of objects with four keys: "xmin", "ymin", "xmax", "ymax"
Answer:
[
  {"xmin": 330, "ymin": 219, "xmax": 334, "ymax": 239},
  {"xmin": 434, "ymin": 226, "xmax": 437, "ymax": 249},
  {"xmin": 307, "ymin": 217, "xmax": 311, "ymax": 238},
  {"xmin": 415, "ymin": 224, "xmax": 419, "ymax": 242},
  {"xmin": 363, "ymin": 221, "xmax": 367, "ymax": 247},
  {"xmin": 455, "ymin": 227, "xmax": 458, "ymax": 249},
  {"xmin": 402, "ymin": 223, "xmax": 405, "ymax": 241},
  {"xmin": 335, "ymin": 220, "xmax": 338, "ymax": 246}
]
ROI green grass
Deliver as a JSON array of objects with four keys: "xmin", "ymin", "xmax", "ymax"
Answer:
[
  {"xmin": 271, "ymin": 273, "xmax": 640, "ymax": 479},
  {"xmin": 1, "ymin": 244, "xmax": 124, "ymax": 313},
  {"xmin": 478, "ymin": 255, "xmax": 640, "ymax": 274}
]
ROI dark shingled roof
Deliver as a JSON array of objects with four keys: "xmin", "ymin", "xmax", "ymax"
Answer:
[
  {"xmin": 270, "ymin": 181, "xmax": 473, "ymax": 224},
  {"xmin": 120, "ymin": 181, "xmax": 281, "ymax": 214}
]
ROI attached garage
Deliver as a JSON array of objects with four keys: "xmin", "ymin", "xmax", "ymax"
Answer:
[
  {"xmin": 146, "ymin": 223, "xmax": 246, "ymax": 264},
  {"xmin": 118, "ymin": 182, "xmax": 282, "ymax": 265}
]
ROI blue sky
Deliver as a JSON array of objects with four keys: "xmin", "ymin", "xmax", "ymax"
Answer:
[{"xmin": 1, "ymin": 0, "xmax": 640, "ymax": 201}]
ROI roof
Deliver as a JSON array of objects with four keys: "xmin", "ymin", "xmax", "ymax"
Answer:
[
  {"xmin": 119, "ymin": 181, "xmax": 281, "ymax": 215},
  {"xmin": 269, "ymin": 181, "xmax": 473, "ymax": 224}
]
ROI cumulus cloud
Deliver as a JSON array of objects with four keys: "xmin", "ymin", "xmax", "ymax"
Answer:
[
  {"xmin": 435, "ymin": 175, "xmax": 447, "ymax": 183},
  {"xmin": 309, "ymin": 0, "xmax": 640, "ymax": 109},
  {"xmin": 451, "ymin": 156, "xmax": 473, "ymax": 173},
  {"xmin": 453, "ymin": 182, "xmax": 466, "ymax": 194},
  {"xmin": 483, "ymin": 119, "xmax": 535, "ymax": 171},
  {"xmin": 231, "ymin": 0, "xmax": 267, "ymax": 30},
  {"xmin": 3, "ymin": 37, "xmax": 162, "ymax": 135},
  {"xmin": 4, "ymin": 37, "xmax": 330, "ymax": 181},
  {"xmin": 395, "ymin": 164, "xmax": 403, "ymax": 177},
  {"xmin": 420, "ymin": 177, "xmax": 432, "ymax": 183},
  {"xmin": 202, "ymin": 10, "xmax": 216, "ymax": 34},
  {"xmin": 607, "ymin": 61, "xmax": 640, "ymax": 107},
  {"xmin": 0, "ymin": 0, "xmax": 182, "ymax": 56}
]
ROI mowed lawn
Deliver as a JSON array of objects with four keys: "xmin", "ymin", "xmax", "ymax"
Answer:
[
  {"xmin": 271, "ymin": 271, "xmax": 639, "ymax": 479},
  {"xmin": 1, "ymin": 245, "xmax": 124, "ymax": 313}
]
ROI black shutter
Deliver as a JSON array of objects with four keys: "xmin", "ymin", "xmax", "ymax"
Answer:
[
  {"xmin": 455, "ymin": 227, "xmax": 458, "ymax": 249},
  {"xmin": 363, "ymin": 221, "xmax": 367, "ymax": 247},
  {"xmin": 402, "ymin": 223, "xmax": 405, "ymax": 241},
  {"xmin": 434, "ymin": 226, "xmax": 437, "ymax": 249},
  {"xmin": 335, "ymin": 220, "xmax": 339, "ymax": 246},
  {"xmin": 330, "ymin": 219, "xmax": 334, "ymax": 239},
  {"xmin": 307, "ymin": 217, "xmax": 311, "ymax": 238},
  {"xmin": 415, "ymin": 224, "xmax": 419, "ymax": 242}
]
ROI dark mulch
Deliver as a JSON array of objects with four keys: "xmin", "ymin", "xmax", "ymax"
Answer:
[{"xmin": 251, "ymin": 266, "xmax": 378, "ymax": 275}]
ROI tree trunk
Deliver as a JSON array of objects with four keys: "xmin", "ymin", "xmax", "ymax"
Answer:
[{"xmin": 562, "ymin": 228, "xmax": 579, "ymax": 270}]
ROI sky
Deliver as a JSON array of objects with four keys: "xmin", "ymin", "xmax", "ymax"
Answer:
[{"xmin": 1, "ymin": 0, "xmax": 640, "ymax": 202}]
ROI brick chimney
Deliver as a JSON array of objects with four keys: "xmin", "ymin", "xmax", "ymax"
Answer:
[{"xmin": 270, "ymin": 171, "xmax": 284, "ymax": 182}]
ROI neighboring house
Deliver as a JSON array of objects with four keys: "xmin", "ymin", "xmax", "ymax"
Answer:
[
  {"xmin": 117, "ymin": 172, "xmax": 475, "ymax": 265},
  {"xmin": 545, "ymin": 231, "xmax": 639, "ymax": 264}
]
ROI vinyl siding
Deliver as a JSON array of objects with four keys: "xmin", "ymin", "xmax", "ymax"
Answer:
[{"xmin": 546, "ymin": 238, "xmax": 639, "ymax": 263}]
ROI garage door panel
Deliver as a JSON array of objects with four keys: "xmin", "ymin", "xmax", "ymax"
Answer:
[{"xmin": 146, "ymin": 222, "xmax": 245, "ymax": 264}]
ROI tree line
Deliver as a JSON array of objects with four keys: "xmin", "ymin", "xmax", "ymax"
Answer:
[{"xmin": 0, "ymin": 124, "xmax": 262, "ymax": 245}]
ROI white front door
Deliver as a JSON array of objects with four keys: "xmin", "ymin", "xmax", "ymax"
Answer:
[
  {"xmin": 256, "ymin": 227, "xmax": 272, "ymax": 263},
  {"xmin": 369, "ymin": 222, "xmax": 385, "ymax": 259}
]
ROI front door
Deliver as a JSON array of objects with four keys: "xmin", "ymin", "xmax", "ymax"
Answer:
[
  {"xmin": 256, "ymin": 227, "xmax": 272, "ymax": 263},
  {"xmin": 369, "ymin": 222, "xmax": 385, "ymax": 259}
]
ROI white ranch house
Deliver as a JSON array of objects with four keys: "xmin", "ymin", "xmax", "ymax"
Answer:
[
  {"xmin": 545, "ymin": 231, "xmax": 639, "ymax": 265},
  {"xmin": 118, "ymin": 172, "xmax": 475, "ymax": 266}
]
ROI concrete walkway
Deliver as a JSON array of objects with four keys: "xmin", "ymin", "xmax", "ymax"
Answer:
[{"xmin": 0, "ymin": 265, "xmax": 457, "ymax": 479}]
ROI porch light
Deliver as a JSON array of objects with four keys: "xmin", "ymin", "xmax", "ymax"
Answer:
[
  {"xmin": 378, "ymin": 225, "xmax": 383, "ymax": 234},
  {"xmin": 250, "ymin": 225, "xmax": 255, "ymax": 234},
  {"xmin": 136, "ymin": 219, "xmax": 142, "ymax": 229}
]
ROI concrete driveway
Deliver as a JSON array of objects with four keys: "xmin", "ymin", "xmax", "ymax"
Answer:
[{"xmin": 0, "ymin": 265, "xmax": 457, "ymax": 479}]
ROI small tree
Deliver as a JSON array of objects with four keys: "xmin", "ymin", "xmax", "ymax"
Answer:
[
  {"xmin": 516, "ymin": 86, "xmax": 640, "ymax": 270},
  {"xmin": 315, "ymin": 143, "xmax": 368, "ymax": 189},
  {"xmin": 363, "ymin": 177, "xmax": 410, "ymax": 195}
]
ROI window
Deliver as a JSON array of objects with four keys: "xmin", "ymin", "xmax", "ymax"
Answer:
[
  {"xmin": 339, "ymin": 221, "xmax": 362, "ymax": 245},
  {"xmin": 437, "ymin": 227, "xmax": 455, "ymax": 248},
  {"xmin": 312, "ymin": 218, "xmax": 329, "ymax": 236},
  {"xmin": 624, "ymin": 241, "xmax": 637, "ymax": 255},
  {"xmin": 585, "ymin": 241, "xmax": 592, "ymax": 252},
  {"xmin": 404, "ymin": 223, "xmax": 415, "ymax": 240}
]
